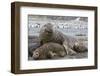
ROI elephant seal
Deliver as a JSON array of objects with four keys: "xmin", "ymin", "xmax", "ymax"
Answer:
[
  {"xmin": 32, "ymin": 42, "xmax": 67, "ymax": 60},
  {"xmin": 39, "ymin": 23, "xmax": 87, "ymax": 55},
  {"xmin": 73, "ymin": 42, "xmax": 88, "ymax": 53}
]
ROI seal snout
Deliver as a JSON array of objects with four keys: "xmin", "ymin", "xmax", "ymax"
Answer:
[{"xmin": 33, "ymin": 50, "xmax": 40, "ymax": 59}]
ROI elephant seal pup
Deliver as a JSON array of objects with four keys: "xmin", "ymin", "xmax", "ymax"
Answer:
[
  {"xmin": 39, "ymin": 23, "xmax": 87, "ymax": 55},
  {"xmin": 32, "ymin": 42, "xmax": 67, "ymax": 60}
]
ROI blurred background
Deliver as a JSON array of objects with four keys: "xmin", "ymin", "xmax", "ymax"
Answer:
[{"xmin": 28, "ymin": 15, "xmax": 88, "ymax": 37}]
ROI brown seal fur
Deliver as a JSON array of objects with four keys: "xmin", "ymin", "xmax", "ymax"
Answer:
[{"xmin": 32, "ymin": 42, "xmax": 67, "ymax": 60}]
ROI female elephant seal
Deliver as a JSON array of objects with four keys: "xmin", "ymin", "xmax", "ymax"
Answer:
[
  {"xmin": 32, "ymin": 42, "xmax": 67, "ymax": 60},
  {"xmin": 39, "ymin": 23, "xmax": 87, "ymax": 55}
]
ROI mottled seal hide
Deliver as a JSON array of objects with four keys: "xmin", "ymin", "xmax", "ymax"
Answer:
[
  {"xmin": 73, "ymin": 42, "xmax": 88, "ymax": 53},
  {"xmin": 32, "ymin": 42, "xmax": 67, "ymax": 60},
  {"xmin": 39, "ymin": 23, "xmax": 87, "ymax": 55}
]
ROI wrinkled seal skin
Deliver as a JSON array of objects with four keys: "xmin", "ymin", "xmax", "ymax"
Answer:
[
  {"xmin": 32, "ymin": 42, "xmax": 67, "ymax": 60},
  {"xmin": 39, "ymin": 23, "xmax": 64, "ymax": 45},
  {"xmin": 39, "ymin": 23, "xmax": 88, "ymax": 55}
]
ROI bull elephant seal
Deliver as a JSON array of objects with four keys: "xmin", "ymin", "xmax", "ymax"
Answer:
[
  {"xmin": 32, "ymin": 42, "xmax": 67, "ymax": 60},
  {"xmin": 39, "ymin": 23, "xmax": 87, "ymax": 55}
]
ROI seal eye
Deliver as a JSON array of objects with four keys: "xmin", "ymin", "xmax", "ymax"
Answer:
[{"xmin": 33, "ymin": 51, "xmax": 39, "ymax": 59}]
